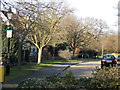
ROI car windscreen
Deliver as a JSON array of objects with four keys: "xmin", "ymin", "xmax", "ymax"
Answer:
[{"xmin": 103, "ymin": 55, "xmax": 115, "ymax": 60}]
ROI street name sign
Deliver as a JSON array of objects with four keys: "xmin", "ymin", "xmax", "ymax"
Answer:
[{"xmin": 6, "ymin": 30, "xmax": 12, "ymax": 38}]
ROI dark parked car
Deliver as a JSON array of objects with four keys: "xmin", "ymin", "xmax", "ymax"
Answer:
[
  {"xmin": 117, "ymin": 55, "xmax": 120, "ymax": 65},
  {"xmin": 78, "ymin": 53, "xmax": 89, "ymax": 58},
  {"xmin": 101, "ymin": 54, "xmax": 117, "ymax": 68}
]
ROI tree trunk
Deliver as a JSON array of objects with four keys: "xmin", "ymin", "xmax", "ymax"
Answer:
[
  {"xmin": 74, "ymin": 48, "xmax": 80, "ymax": 57},
  {"xmin": 37, "ymin": 47, "xmax": 43, "ymax": 64},
  {"xmin": 71, "ymin": 48, "xmax": 75, "ymax": 59},
  {"xmin": 18, "ymin": 42, "xmax": 22, "ymax": 69},
  {"xmin": 73, "ymin": 48, "xmax": 75, "ymax": 57}
]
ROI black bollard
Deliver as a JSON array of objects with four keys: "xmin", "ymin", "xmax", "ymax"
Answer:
[{"xmin": 6, "ymin": 63, "xmax": 10, "ymax": 75}]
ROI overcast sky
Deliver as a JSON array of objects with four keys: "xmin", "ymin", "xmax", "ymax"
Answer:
[{"xmin": 66, "ymin": 0, "xmax": 119, "ymax": 31}]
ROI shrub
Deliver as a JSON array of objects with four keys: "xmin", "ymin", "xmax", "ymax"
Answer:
[
  {"xmin": 91, "ymin": 67, "xmax": 120, "ymax": 89},
  {"xmin": 18, "ymin": 77, "xmax": 47, "ymax": 88},
  {"xmin": 58, "ymin": 50, "xmax": 72, "ymax": 60},
  {"xmin": 76, "ymin": 77, "xmax": 93, "ymax": 89},
  {"xmin": 18, "ymin": 71, "xmax": 78, "ymax": 89},
  {"xmin": 18, "ymin": 67, "xmax": 120, "ymax": 89},
  {"xmin": 62, "ymin": 71, "xmax": 77, "ymax": 85}
]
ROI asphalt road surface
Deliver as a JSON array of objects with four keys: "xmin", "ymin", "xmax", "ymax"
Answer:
[{"xmin": 66, "ymin": 60, "xmax": 101, "ymax": 78}]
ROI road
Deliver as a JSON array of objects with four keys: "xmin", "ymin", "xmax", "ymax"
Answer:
[{"xmin": 66, "ymin": 60, "xmax": 101, "ymax": 78}]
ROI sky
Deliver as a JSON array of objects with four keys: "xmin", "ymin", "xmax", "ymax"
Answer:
[
  {"xmin": 66, "ymin": 0, "xmax": 119, "ymax": 32},
  {"xmin": 1, "ymin": 0, "xmax": 119, "ymax": 32}
]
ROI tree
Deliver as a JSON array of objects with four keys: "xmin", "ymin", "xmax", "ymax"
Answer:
[
  {"xmin": 27, "ymin": 1, "xmax": 72, "ymax": 64},
  {"xmin": 104, "ymin": 35, "xmax": 118, "ymax": 53},
  {"xmin": 83, "ymin": 18, "xmax": 109, "ymax": 55},
  {"xmin": 9, "ymin": 0, "xmax": 36, "ymax": 68},
  {"xmin": 81, "ymin": 17, "xmax": 108, "ymax": 47},
  {"xmin": 59, "ymin": 15, "xmax": 85, "ymax": 56},
  {"xmin": 59, "ymin": 16, "xmax": 106, "ymax": 57},
  {"xmin": 88, "ymin": 32, "xmax": 118, "ymax": 55}
]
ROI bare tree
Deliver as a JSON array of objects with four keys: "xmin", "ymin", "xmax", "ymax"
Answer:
[
  {"xmin": 104, "ymin": 35, "xmax": 118, "ymax": 53},
  {"xmin": 10, "ymin": 1, "xmax": 35, "ymax": 68},
  {"xmin": 60, "ymin": 15, "xmax": 86, "ymax": 56},
  {"xmin": 27, "ymin": 1, "xmax": 72, "ymax": 64},
  {"xmin": 59, "ymin": 15, "xmax": 107, "ymax": 57},
  {"xmin": 88, "ymin": 32, "xmax": 118, "ymax": 55}
]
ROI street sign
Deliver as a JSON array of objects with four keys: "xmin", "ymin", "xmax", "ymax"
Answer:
[{"xmin": 6, "ymin": 30, "xmax": 12, "ymax": 38}]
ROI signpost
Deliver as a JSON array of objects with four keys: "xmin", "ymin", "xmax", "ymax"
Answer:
[
  {"xmin": 6, "ymin": 30, "xmax": 12, "ymax": 38},
  {"xmin": 1, "ymin": 6, "xmax": 13, "ymax": 77},
  {"xmin": 6, "ymin": 29, "xmax": 12, "ymax": 75}
]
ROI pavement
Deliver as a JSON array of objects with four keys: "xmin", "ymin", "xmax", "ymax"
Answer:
[{"xmin": 2, "ymin": 61, "xmax": 80, "ymax": 89}]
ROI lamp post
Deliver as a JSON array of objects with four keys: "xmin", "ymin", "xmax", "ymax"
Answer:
[{"xmin": 6, "ymin": 7, "xmax": 13, "ymax": 75}]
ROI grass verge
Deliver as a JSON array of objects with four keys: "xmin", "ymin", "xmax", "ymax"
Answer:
[{"xmin": 4, "ymin": 63, "xmax": 54, "ymax": 82}]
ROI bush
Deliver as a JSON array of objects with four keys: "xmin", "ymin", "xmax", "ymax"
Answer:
[
  {"xmin": 76, "ymin": 77, "xmax": 93, "ymax": 89},
  {"xmin": 58, "ymin": 50, "xmax": 72, "ymax": 60},
  {"xmin": 18, "ymin": 67, "xmax": 120, "ymax": 89},
  {"xmin": 91, "ymin": 67, "xmax": 120, "ymax": 89},
  {"xmin": 18, "ymin": 71, "xmax": 85, "ymax": 89},
  {"xmin": 63, "ymin": 71, "xmax": 76, "ymax": 84},
  {"xmin": 18, "ymin": 77, "xmax": 61, "ymax": 88}
]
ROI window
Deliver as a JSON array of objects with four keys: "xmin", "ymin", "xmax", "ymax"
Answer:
[{"xmin": 103, "ymin": 55, "xmax": 115, "ymax": 60}]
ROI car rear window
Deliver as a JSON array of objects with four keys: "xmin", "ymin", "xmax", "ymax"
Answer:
[{"xmin": 103, "ymin": 55, "xmax": 115, "ymax": 60}]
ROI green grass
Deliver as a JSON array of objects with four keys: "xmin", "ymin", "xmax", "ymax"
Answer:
[{"xmin": 4, "ymin": 63, "xmax": 55, "ymax": 82}]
